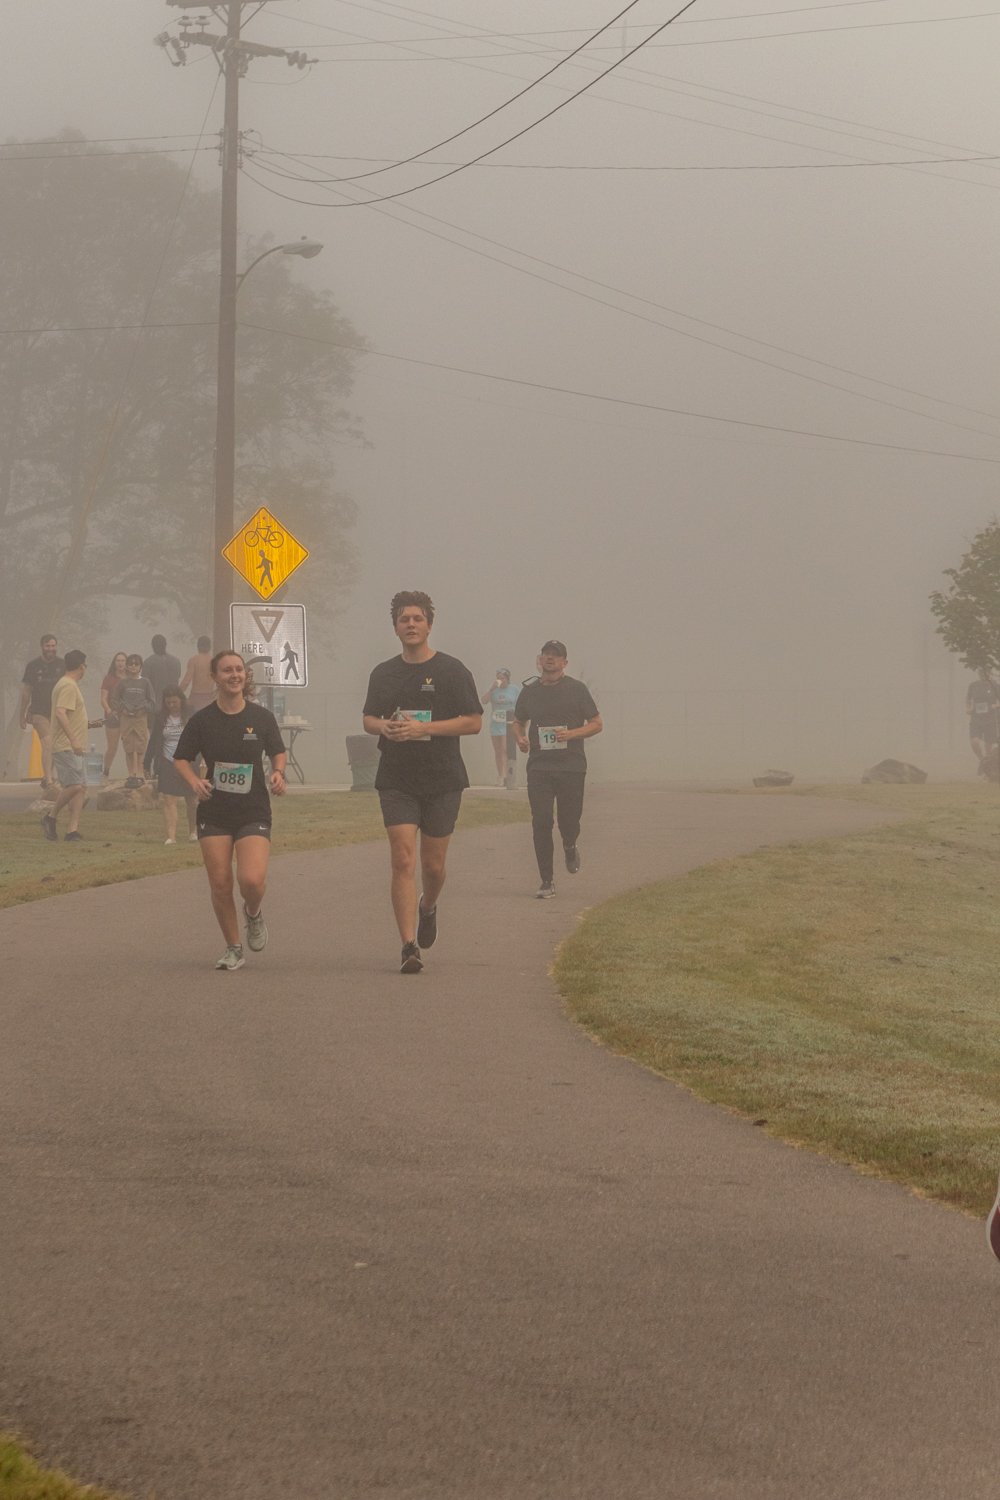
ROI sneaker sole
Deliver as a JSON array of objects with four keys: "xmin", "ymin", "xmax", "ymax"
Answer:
[
  {"xmin": 400, "ymin": 954, "xmax": 424, "ymax": 974},
  {"xmin": 215, "ymin": 959, "xmax": 246, "ymax": 972}
]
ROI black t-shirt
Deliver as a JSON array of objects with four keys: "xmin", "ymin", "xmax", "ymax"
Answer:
[
  {"xmin": 363, "ymin": 651, "xmax": 482, "ymax": 795},
  {"xmin": 174, "ymin": 701, "xmax": 285, "ymax": 828},
  {"xmin": 514, "ymin": 675, "xmax": 600, "ymax": 771},
  {"xmin": 968, "ymin": 680, "xmax": 1000, "ymax": 717},
  {"xmin": 22, "ymin": 655, "xmax": 66, "ymax": 717}
]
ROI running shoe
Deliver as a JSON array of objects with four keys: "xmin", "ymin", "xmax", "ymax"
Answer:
[
  {"xmin": 400, "ymin": 941, "xmax": 423, "ymax": 974},
  {"xmin": 189, "ymin": 831, "xmax": 199, "ymax": 843},
  {"xmin": 564, "ymin": 844, "xmax": 581, "ymax": 874},
  {"xmin": 243, "ymin": 904, "xmax": 268, "ymax": 953},
  {"xmin": 41, "ymin": 813, "xmax": 57, "ymax": 842},
  {"xmin": 536, "ymin": 881, "xmax": 556, "ymax": 899},
  {"xmin": 215, "ymin": 944, "xmax": 245, "ymax": 972},
  {"xmin": 987, "ymin": 1170, "xmax": 1000, "ymax": 1262},
  {"xmin": 164, "ymin": 838, "xmax": 176, "ymax": 846},
  {"xmin": 64, "ymin": 831, "xmax": 83, "ymax": 842},
  {"xmin": 417, "ymin": 898, "xmax": 438, "ymax": 949}
]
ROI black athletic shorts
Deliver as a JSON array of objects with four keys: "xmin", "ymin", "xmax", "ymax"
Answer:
[
  {"xmin": 378, "ymin": 788, "xmax": 462, "ymax": 838},
  {"xmin": 197, "ymin": 820, "xmax": 272, "ymax": 842}
]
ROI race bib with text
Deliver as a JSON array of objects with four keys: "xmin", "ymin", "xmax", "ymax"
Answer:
[
  {"xmin": 538, "ymin": 726, "xmax": 568, "ymax": 751},
  {"xmin": 213, "ymin": 760, "xmax": 253, "ymax": 793}
]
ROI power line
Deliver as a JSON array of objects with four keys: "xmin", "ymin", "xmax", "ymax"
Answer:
[
  {"xmin": 0, "ymin": 322, "xmax": 215, "ymax": 337},
  {"xmin": 272, "ymin": 1, "xmax": 887, "ymax": 48},
  {"xmin": 241, "ymin": 0, "xmax": 706, "ymax": 207},
  {"xmin": 299, "ymin": 0, "xmax": 655, "ymax": 189},
  {"xmin": 0, "ymin": 133, "xmax": 208, "ymax": 148},
  {"xmin": 238, "ymin": 319, "xmax": 1000, "ymax": 467},
  {"xmin": 250, "ymin": 146, "xmax": 1000, "ymax": 174},
  {"xmin": 273, "ymin": 0, "xmax": 1000, "ymax": 197},
  {"xmin": 242, "ymin": 144, "xmax": 1000, "ymax": 432},
  {"xmin": 0, "ymin": 146, "xmax": 217, "ymax": 164}
]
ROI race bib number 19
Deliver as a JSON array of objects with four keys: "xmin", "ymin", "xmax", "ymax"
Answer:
[
  {"xmin": 214, "ymin": 760, "xmax": 253, "ymax": 793},
  {"xmin": 538, "ymin": 725, "xmax": 568, "ymax": 751}
]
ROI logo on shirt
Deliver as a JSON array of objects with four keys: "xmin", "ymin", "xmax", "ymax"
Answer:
[
  {"xmin": 420, "ymin": 678, "xmax": 435, "ymax": 693},
  {"xmin": 243, "ymin": 728, "xmax": 258, "ymax": 741}
]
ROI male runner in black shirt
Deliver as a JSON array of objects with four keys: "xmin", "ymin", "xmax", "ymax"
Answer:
[
  {"xmin": 174, "ymin": 651, "xmax": 287, "ymax": 971},
  {"xmin": 362, "ymin": 591, "xmax": 482, "ymax": 973},
  {"xmin": 514, "ymin": 640, "xmax": 603, "ymax": 898}
]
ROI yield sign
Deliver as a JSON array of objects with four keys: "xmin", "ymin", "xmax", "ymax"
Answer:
[
  {"xmin": 251, "ymin": 608, "xmax": 283, "ymax": 643},
  {"xmin": 222, "ymin": 505, "xmax": 309, "ymax": 600}
]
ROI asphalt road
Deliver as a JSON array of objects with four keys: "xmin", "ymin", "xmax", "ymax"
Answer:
[{"xmin": 2, "ymin": 786, "xmax": 998, "ymax": 1500}]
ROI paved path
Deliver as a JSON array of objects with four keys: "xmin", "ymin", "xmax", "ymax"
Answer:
[{"xmin": 2, "ymin": 787, "xmax": 998, "ymax": 1500}]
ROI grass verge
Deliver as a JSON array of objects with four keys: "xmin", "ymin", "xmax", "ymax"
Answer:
[
  {"xmin": 0, "ymin": 789, "xmax": 528, "ymax": 910},
  {"xmin": 0, "ymin": 1434, "xmax": 128, "ymax": 1500},
  {"xmin": 555, "ymin": 781, "xmax": 1000, "ymax": 1216}
]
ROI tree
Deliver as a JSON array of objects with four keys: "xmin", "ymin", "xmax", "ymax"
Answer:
[
  {"xmin": 0, "ymin": 131, "xmax": 366, "ymax": 747},
  {"xmin": 930, "ymin": 519, "xmax": 1000, "ymax": 672}
]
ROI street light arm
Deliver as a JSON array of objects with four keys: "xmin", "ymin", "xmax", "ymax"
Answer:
[
  {"xmin": 235, "ymin": 244, "xmax": 284, "ymax": 296},
  {"xmin": 235, "ymin": 239, "xmax": 324, "ymax": 296}
]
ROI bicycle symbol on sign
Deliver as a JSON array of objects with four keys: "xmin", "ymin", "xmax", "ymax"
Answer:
[{"xmin": 245, "ymin": 520, "xmax": 284, "ymax": 549}]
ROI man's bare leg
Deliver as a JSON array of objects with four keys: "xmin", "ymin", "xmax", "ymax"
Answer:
[{"xmin": 387, "ymin": 823, "xmax": 419, "ymax": 943}]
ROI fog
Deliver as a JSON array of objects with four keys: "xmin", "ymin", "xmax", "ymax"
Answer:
[{"xmin": 4, "ymin": 0, "xmax": 998, "ymax": 782}]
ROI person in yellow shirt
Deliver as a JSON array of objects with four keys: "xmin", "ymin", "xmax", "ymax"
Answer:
[{"xmin": 42, "ymin": 650, "xmax": 101, "ymax": 843}]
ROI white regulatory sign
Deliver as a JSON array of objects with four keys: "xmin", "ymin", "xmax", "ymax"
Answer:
[{"xmin": 230, "ymin": 603, "xmax": 308, "ymax": 688}]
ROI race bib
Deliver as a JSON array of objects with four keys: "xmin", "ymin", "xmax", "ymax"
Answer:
[
  {"xmin": 538, "ymin": 725, "xmax": 568, "ymax": 751},
  {"xmin": 213, "ymin": 760, "xmax": 253, "ymax": 793},
  {"xmin": 492, "ymin": 707, "xmax": 509, "ymax": 726},
  {"xmin": 397, "ymin": 709, "xmax": 431, "ymax": 741}
]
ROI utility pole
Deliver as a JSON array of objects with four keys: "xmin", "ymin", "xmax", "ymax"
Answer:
[
  {"xmin": 156, "ymin": 2, "xmax": 313, "ymax": 653},
  {"xmin": 214, "ymin": 0, "xmax": 242, "ymax": 657}
]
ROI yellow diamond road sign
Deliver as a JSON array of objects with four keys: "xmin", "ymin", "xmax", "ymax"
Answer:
[{"xmin": 223, "ymin": 506, "xmax": 308, "ymax": 600}]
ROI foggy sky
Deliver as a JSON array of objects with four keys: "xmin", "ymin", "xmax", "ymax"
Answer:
[{"xmin": 5, "ymin": 0, "xmax": 999, "ymax": 776}]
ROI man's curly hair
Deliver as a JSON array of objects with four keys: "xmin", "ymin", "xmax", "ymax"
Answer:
[{"xmin": 390, "ymin": 590, "xmax": 435, "ymax": 627}]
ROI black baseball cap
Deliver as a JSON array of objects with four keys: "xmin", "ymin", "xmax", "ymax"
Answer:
[{"xmin": 540, "ymin": 640, "xmax": 567, "ymax": 657}]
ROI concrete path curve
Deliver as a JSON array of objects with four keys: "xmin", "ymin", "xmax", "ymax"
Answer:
[{"xmin": 2, "ymin": 786, "xmax": 997, "ymax": 1500}]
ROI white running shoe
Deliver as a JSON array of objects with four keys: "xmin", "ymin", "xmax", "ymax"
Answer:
[
  {"xmin": 215, "ymin": 944, "xmax": 245, "ymax": 972},
  {"xmin": 243, "ymin": 905, "xmax": 268, "ymax": 953}
]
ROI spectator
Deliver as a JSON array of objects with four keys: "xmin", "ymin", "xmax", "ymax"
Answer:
[
  {"xmin": 143, "ymin": 635, "xmax": 182, "ymax": 703},
  {"xmin": 41, "ymin": 650, "xmax": 102, "ymax": 843},
  {"xmin": 180, "ymin": 635, "xmax": 215, "ymax": 711},
  {"xmin": 100, "ymin": 650, "xmax": 128, "ymax": 779},
  {"xmin": 19, "ymin": 633, "xmax": 65, "ymax": 790},
  {"xmin": 112, "ymin": 653, "xmax": 157, "ymax": 787},
  {"xmin": 149, "ymin": 687, "xmax": 197, "ymax": 845}
]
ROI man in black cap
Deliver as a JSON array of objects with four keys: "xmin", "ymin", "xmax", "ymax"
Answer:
[{"xmin": 513, "ymin": 640, "xmax": 602, "ymax": 898}]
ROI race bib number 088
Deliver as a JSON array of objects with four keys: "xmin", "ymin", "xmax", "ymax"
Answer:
[{"xmin": 213, "ymin": 760, "xmax": 253, "ymax": 793}]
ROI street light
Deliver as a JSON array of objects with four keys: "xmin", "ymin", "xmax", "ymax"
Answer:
[
  {"xmin": 213, "ymin": 236, "xmax": 324, "ymax": 652},
  {"xmin": 235, "ymin": 238, "xmax": 324, "ymax": 294}
]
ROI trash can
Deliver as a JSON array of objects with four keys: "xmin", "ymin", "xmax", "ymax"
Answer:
[{"xmin": 345, "ymin": 734, "xmax": 378, "ymax": 791}]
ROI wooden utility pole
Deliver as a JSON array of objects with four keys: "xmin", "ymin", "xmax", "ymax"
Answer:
[{"xmin": 213, "ymin": 0, "xmax": 242, "ymax": 655}]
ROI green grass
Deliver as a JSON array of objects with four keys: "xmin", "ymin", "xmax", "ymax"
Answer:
[
  {"xmin": 0, "ymin": 1436, "xmax": 129, "ymax": 1500},
  {"xmin": 0, "ymin": 789, "xmax": 528, "ymax": 910},
  {"xmin": 555, "ymin": 780, "xmax": 1000, "ymax": 1216}
]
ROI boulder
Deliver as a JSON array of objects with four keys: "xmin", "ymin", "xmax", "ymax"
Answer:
[
  {"xmin": 96, "ymin": 784, "xmax": 159, "ymax": 812},
  {"xmin": 861, "ymin": 759, "xmax": 927, "ymax": 785}
]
